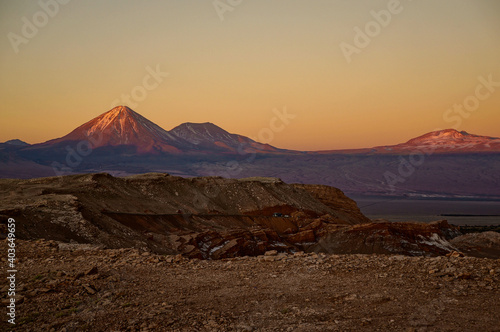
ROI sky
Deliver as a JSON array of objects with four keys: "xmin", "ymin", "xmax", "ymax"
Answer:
[{"xmin": 1, "ymin": 0, "xmax": 499, "ymax": 151}]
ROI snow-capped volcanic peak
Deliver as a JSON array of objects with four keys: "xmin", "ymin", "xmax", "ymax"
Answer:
[
  {"xmin": 169, "ymin": 122, "xmax": 280, "ymax": 153},
  {"xmin": 406, "ymin": 129, "xmax": 498, "ymax": 145},
  {"xmin": 47, "ymin": 106, "xmax": 185, "ymax": 153},
  {"xmin": 429, "ymin": 129, "xmax": 470, "ymax": 139},
  {"xmin": 170, "ymin": 122, "xmax": 252, "ymax": 145},
  {"xmin": 81, "ymin": 106, "xmax": 178, "ymax": 142},
  {"xmin": 385, "ymin": 128, "xmax": 500, "ymax": 153},
  {"xmin": 42, "ymin": 106, "xmax": 281, "ymax": 155}
]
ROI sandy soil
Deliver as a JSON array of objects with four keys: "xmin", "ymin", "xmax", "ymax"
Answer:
[{"xmin": 1, "ymin": 239, "xmax": 499, "ymax": 331}]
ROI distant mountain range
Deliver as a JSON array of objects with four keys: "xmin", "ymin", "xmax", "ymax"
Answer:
[
  {"xmin": 43, "ymin": 106, "xmax": 186, "ymax": 154},
  {"xmin": 314, "ymin": 128, "xmax": 500, "ymax": 154},
  {"xmin": 33, "ymin": 106, "xmax": 282, "ymax": 155},
  {"xmin": 374, "ymin": 129, "xmax": 500, "ymax": 154},
  {"xmin": 1, "ymin": 106, "xmax": 500, "ymax": 198},
  {"xmin": 1, "ymin": 139, "xmax": 30, "ymax": 147}
]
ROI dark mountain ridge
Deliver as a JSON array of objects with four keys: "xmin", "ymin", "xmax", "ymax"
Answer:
[{"xmin": 1, "ymin": 106, "xmax": 500, "ymax": 198}]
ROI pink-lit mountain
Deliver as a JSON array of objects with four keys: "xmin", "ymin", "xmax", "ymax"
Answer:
[
  {"xmin": 170, "ymin": 122, "xmax": 280, "ymax": 153},
  {"xmin": 16, "ymin": 106, "xmax": 500, "ymax": 155},
  {"xmin": 44, "ymin": 106, "xmax": 186, "ymax": 153},
  {"xmin": 35, "ymin": 106, "xmax": 281, "ymax": 154},
  {"xmin": 2, "ymin": 106, "xmax": 500, "ymax": 198},
  {"xmin": 373, "ymin": 129, "xmax": 500, "ymax": 154},
  {"xmin": 314, "ymin": 129, "xmax": 500, "ymax": 155}
]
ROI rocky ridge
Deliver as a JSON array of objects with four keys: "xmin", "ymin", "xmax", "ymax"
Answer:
[
  {"xmin": 1, "ymin": 173, "xmax": 499, "ymax": 259},
  {"xmin": 0, "ymin": 173, "xmax": 369, "ymax": 258}
]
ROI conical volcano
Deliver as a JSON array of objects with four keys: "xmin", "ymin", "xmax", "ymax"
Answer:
[{"xmin": 46, "ymin": 106, "xmax": 186, "ymax": 153}]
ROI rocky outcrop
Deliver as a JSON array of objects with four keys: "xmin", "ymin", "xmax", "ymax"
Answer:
[
  {"xmin": 451, "ymin": 231, "xmax": 500, "ymax": 259},
  {"xmin": 3, "ymin": 173, "xmax": 495, "ymax": 259},
  {"xmin": 293, "ymin": 184, "xmax": 370, "ymax": 224},
  {"xmin": 0, "ymin": 173, "xmax": 368, "ymax": 258},
  {"xmin": 311, "ymin": 220, "xmax": 463, "ymax": 257}
]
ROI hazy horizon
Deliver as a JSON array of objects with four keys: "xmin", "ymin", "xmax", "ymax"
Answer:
[
  {"xmin": 2, "ymin": 104, "xmax": 499, "ymax": 152},
  {"xmin": 1, "ymin": 0, "xmax": 500, "ymax": 150}
]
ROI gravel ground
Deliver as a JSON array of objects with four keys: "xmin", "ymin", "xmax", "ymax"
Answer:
[{"xmin": 1, "ymin": 239, "xmax": 500, "ymax": 331}]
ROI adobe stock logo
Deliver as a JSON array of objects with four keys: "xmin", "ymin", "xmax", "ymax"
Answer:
[
  {"xmin": 213, "ymin": 0, "xmax": 243, "ymax": 21},
  {"xmin": 110, "ymin": 65, "xmax": 169, "ymax": 109},
  {"xmin": 249, "ymin": 107, "xmax": 296, "ymax": 144},
  {"xmin": 383, "ymin": 73, "xmax": 499, "ymax": 192},
  {"xmin": 339, "ymin": 0, "xmax": 412, "ymax": 64},
  {"xmin": 443, "ymin": 74, "xmax": 500, "ymax": 128},
  {"xmin": 51, "ymin": 131, "xmax": 104, "ymax": 178},
  {"xmin": 7, "ymin": 0, "xmax": 72, "ymax": 54},
  {"xmin": 191, "ymin": 106, "xmax": 295, "ymax": 210}
]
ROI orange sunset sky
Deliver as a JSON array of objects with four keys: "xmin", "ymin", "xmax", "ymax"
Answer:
[{"xmin": 1, "ymin": 0, "xmax": 499, "ymax": 151}]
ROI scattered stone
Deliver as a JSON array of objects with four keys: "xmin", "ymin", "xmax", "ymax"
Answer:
[
  {"xmin": 446, "ymin": 251, "xmax": 465, "ymax": 258},
  {"xmin": 2, "ymin": 238, "xmax": 499, "ymax": 331},
  {"xmin": 264, "ymin": 250, "xmax": 278, "ymax": 256},
  {"xmin": 82, "ymin": 284, "xmax": 97, "ymax": 295}
]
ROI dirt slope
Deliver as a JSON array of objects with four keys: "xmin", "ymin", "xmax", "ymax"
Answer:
[{"xmin": 1, "ymin": 239, "xmax": 499, "ymax": 331}]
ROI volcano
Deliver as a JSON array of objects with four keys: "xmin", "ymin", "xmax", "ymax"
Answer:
[
  {"xmin": 2, "ymin": 106, "xmax": 500, "ymax": 198},
  {"xmin": 375, "ymin": 129, "xmax": 500, "ymax": 154},
  {"xmin": 43, "ymin": 106, "xmax": 188, "ymax": 153},
  {"xmin": 38, "ymin": 106, "xmax": 282, "ymax": 155},
  {"xmin": 170, "ymin": 122, "xmax": 281, "ymax": 153}
]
